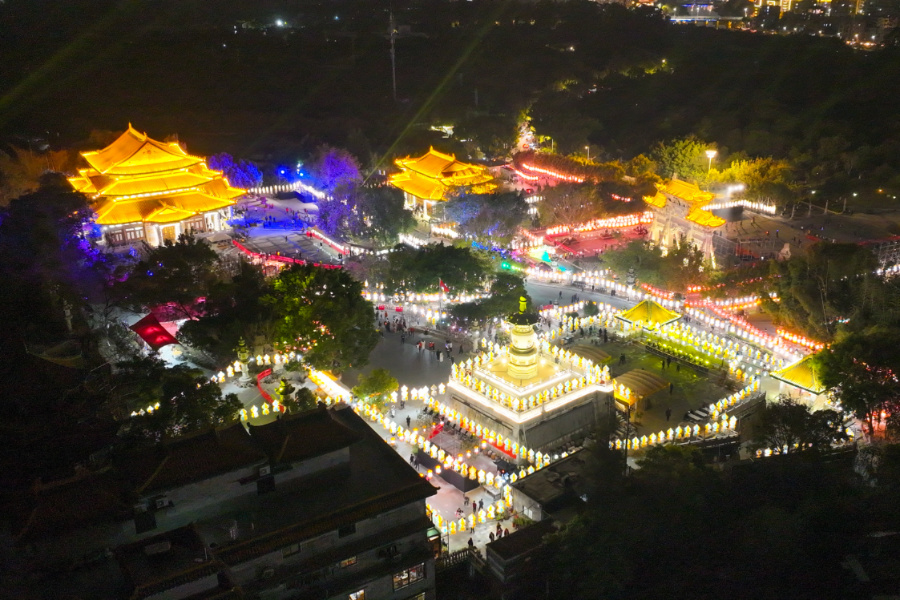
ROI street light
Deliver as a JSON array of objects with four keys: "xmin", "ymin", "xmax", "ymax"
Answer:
[
  {"xmin": 705, "ymin": 149, "xmax": 717, "ymax": 173},
  {"xmin": 585, "ymin": 146, "xmax": 591, "ymax": 161}
]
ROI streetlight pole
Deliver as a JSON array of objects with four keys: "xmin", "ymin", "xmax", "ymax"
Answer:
[
  {"xmin": 706, "ymin": 149, "xmax": 717, "ymax": 174},
  {"xmin": 585, "ymin": 146, "xmax": 591, "ymax": 162}
]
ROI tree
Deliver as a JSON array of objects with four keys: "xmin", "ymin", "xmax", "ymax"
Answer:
[
  {"xmin": 386, "ymin": 244, "xmax": 491, "ymax": 294},
  {"xmin": 538, "ymin": 183, "xmax": 604, "ymax": 227},
  {"xmin": 764, "ymin": 242, "xmax": 880, "ymax": 339},
  {"xmin": 309, "ymin": 145, "xmax": 362, "ymax": 197},
  {"xmin": 283, "ymin": 387, "xmax": 319, "ymax": 413},
  {"xmin": 118, "ymin": 357, "xmax": 242, "ymax": 440},
  {"xmin": 114, "ymin": 234, "xmax": 220, "ymax": 320},
  {"xmin": 264, "ymin": 264, "xmax": 378, "ymax": 372},
  {"xmin": 207, "ymin": 153, "xmax": 263, "ymax": 189},
  {"xmin": 750, "ymin": 396, "xmax": 847, "ymax": 453},
  {"xmin": 650, "ymin": 137, "xmax": 711, "ymax": 182},
  {"xmin": 0, "ymin": 146, "xmax": 72, "ymax": 206},
  {"xmin": 713, "ymin": 157, "xmax": 798, "ymax": 206},
  {"xmin": 178, "ymin": 259, "xmax": 275, "ymax": 363},
  {"xmin": 815, "ymin": 329, "xmax": 900, "ymax": 436},
  {"xmin": 444, "ymin": 191, "xmax": 528, "ymax": 245},
  {"xmin": 350, "ymin": 186, "xmax": 415, "ymax": 245},
  {"xmin": 352, "ymin": 368, "xmax": 399, "ymax": 408},
  {"xmin": 451, "ymin": 271, "xmax": 530, "ymax": 321}
]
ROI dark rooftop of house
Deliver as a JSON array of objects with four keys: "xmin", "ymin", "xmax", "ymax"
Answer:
[
  {"xmin": 115, "ymin": 524, "xmax": 227, "ymax": 600},
  {"xmin": 135, "ymin": 422, "xmax": 269, "ymax": 495},
  {"xmin": 247, "ymin": 405, "xmax": 363, "ymax": 464},
  {"xmin": 16, "ymin": 467, "xmax": 133, "ymax": 541},
  {"xmin": 486, "ymin": 520, "xmax": 557, "ymax": 562},
  {"xmin": 511, "ymin": 450, "xmax": 589, "ymax": 509},
  {"xmin": 208, "ymin": 405, "xmax": 438, "ymax": 564}
]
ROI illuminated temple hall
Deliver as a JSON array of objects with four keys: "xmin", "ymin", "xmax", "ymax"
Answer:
[
  {"xmin": 69, "ymin": 125, "xmax": 245, "ymax": 247},
  {"xmin": 446, "ymin": 300, "xmax": 611, "ymax": 452},
  {"xmin": 389, "ymin": 147, "xmax": 496, "ymax": 218},
  {"xmin": 643, "ymin": 179, "xmax": 726, "ymax": 260}
]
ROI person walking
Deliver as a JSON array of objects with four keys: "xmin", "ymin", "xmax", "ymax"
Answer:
[
  {"xmin": 669, "ymin": 382, "xmax": 674, "ymax": 395},
  {"xmin": 464, "ymin": 495, "xmax": 470, "ymax": 506},
  {"xmin": 665, "ymin": 408, "xmax": 672, "ymax": 422},
  {"xmin": 459, "ymin": 344, "xmax": 464, "ymax": 355},
  {"xmin": 489, "ymin": 532, "xmax": 495, "ymax": 543},
  {"xmin": 478, "ymin": 499, "xmax": 484, "ymax": 511},
  {"xmin": 468, "ymin": 537, "xmax": 474, "ymax": 549},
  {"xmin": 406, "ymin": 415, "xmax": 411, "ymax": 428}
]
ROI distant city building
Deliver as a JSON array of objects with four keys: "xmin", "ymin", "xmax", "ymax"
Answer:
[
  {"xmin": 389, "ymin": 147, "xmax": 496, "ymax": 219},
  {"xmin": 17, "ymin": 406, "xmax": 438, "ymax": 600},
  {"xmin": 69, "ymin": 124, "xmax": 244, "ymax": 247}
]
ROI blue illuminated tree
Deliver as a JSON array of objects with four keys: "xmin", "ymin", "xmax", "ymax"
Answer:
[
  {"xmin": 208, "ymin": 153, "xmax": 263, "ymax": 189},
  {"xmin": 309, "ymin": 146, "xmax": 362, "ymax": 197}
]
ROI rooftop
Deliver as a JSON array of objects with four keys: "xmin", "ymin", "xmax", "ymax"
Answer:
[
  {"xmin": 115, "ymin": 524, "xmax": 227, "ymax": 600},
  {"xmin": 247, "ymin": 406, "xmax": 363, "ymax": 464},
  {"xmin": 486, "ymin": 520, "xmax": 557, "ymax": 562},
  {"xmin": 510, "ymin": 450, "xmax": 589, "ymax": 510}
]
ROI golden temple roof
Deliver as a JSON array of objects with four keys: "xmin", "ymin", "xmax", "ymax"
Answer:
[
  {"xmin": 616, "ymin": 300, "xmax": 682, "ymax": 328},
  {"xmin": 772, "ymin": 355, "xmax": 825, "ymax": 394},
  {"xmin": 81, "ymin": 124, "xmax": 203, "ymax": 176},
  {"xmin": 69, "ymin": 124, "xmax": 244, "ymax": 225},
  {"xmin": 642, "ymin": 180, "xmax": 724, "ymax": 229},
  {"xmin": 389, "ymin": 147, "xmax": 496, "ymax": 201},
  {"xmin": 662, "ymin": 179, "xmax": 715, "ymax": 204}
]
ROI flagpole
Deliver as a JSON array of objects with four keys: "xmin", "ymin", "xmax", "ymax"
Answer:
[{"xmin": 438, "ymin": 278, "xmax": 442, "ymax": 333}]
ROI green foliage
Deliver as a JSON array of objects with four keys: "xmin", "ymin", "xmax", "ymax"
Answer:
[
  {"xmin": 265, "ymin": 264, "xmax": 378, "ymax": 372},
  {"xmin": 750, "ymin": 396, "xmax": 847, "ymax": 453},
  {"xmin": 352, "ymin": 368, "xmax": 399, "ymax": 407},
  {"xmin": 386, "ymin": 244, "xmax": 491, "ymax": 294},
  {"xmin": 178, "ymin": 260, "xmax": 274, "ymax": 363},
  {"xmin": 350, "ymin": 186, "xmax": 415, "ymax": 245},
  {"xmin": 603, "ymin": 240, "xmax": 707, "ymax": 290},
  {"xmin": 451, "ymin": 271, "xmax": 530, "ymax": 322},
  {"xmin": 114, "ymin": 234, "xmax": 220, "ymax": 319},
  {"xmin": 583, "ymin": 301, "xmax": 600, "ymax": 316},
  {"xmin": 453, "ymin": 113, "xmax": 518, "ymax": 159},
  {"xmin": 444, "ymin": 191, "xmax": 528, "ymax": 245},
  {"xmin": 119, "ymin": 357, "xmax": 242, "ymax": 439},
  {"xmin": 284, "ymin": 386, "xmax": 318, "ymax": 414},
  {"xmin": 763, "ymin": 242, "xmax": 880, "ymax": 339},
  {"xmin": 650, "ymin": 136, "xmax": 712, "ymax": 182},
  {"xmin": 712, "ymin": 157, "xmax": 799, "ymax": 205},
  {"xmin": 815, "ymin": 329, "xmax": 900, "ymax": 436},
  {"xmin": 538, "ymin": 183, "xmax": 605, "ymax": 227}
]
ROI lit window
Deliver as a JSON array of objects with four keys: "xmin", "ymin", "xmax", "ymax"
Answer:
[
  {"xmin": 392, "ymin": 563, "xmax": 426, "ymax": 590},
  {"xmin": 349, "ymin": 590, "xmax": 365, "ymax": 600},
  {"xmin": 340, "ymin": 556, "xmax": 357, "ymax": 568}
]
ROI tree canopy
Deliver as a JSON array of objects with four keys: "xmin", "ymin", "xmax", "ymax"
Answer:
[
  {"xmin": 386, "ymin": 244, "xmax": 492, "ymax": 294},
  {"xmin": 265, "ymin": 264, "xmax": 378, "ymax": 372}
]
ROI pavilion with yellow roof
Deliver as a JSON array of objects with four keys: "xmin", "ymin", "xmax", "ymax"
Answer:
[
  {"xmin": 616, "ymin": 299, "xmax": 682, "ymax": 331},
  {"xmin": 69, "ymin": 124, "xmax": 245, "ymax": 247},
  {"xmin": 643, "ymin": 179, "xmax": 725, "ymax": 261},
  {"xmin": 769, "ymin": 354, "xmax": 830, "ymax": 410},
  {"xmin": 389, "ymin": 147, "xmax": 496, "ymax": 218}
]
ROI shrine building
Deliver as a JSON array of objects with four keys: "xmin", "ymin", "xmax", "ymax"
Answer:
[
  {"xmin": 69, "ymin": 124, "xmax": 245, "ymax": 247},
  {"xmin": 389, "ymin": 147, "xmax": 496, "ymax": 219}
]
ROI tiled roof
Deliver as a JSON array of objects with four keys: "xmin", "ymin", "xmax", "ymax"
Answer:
[
  {"xmin": 247, "ymin": 406, "xmax": 362, "ymax": 465},
  {"xmin": 486, "ymin": 520, "xmax": 556, "ymax": 562},
  {"xmin": 135, "ymin": 422, "xmax": 268, "ymax": 495},
  {"xmin": 16, "ymin": 468, "xmax": 133, "ymax": 541}
]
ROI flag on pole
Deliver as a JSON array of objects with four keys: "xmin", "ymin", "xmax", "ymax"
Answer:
[{"xmin": 439, "ymin": 278, "xmax": 449, "ymax": 293}]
